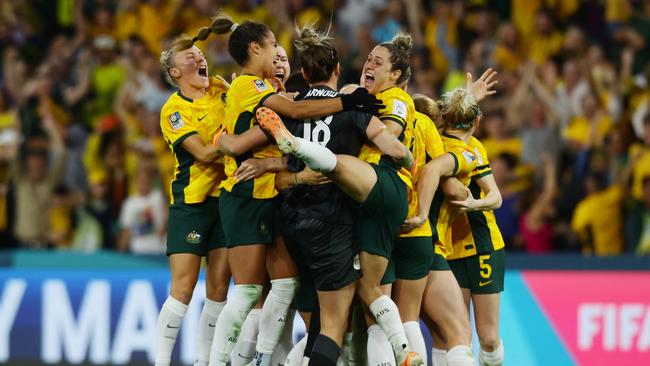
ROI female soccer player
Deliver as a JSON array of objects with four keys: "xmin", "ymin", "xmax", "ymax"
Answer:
[
  {"xmin": 156, "ymin": 35, "xmax": 231, "ymax": 366},
  {"xmin": 446, "ymin": 137, "xmax": 506, "ymax": 366},
  {"xmin": 278, "ymin": 25, "xmax": 418, "ymax": 366},
  {"xmin": 393, "ymin": 92, "xmax": 446, "ymax": 366},
  {"xmin": 403, "ymin": 87, "xmax": 486, "ymax": 366},
  {"xmin": 254, "ymin": 30, "xmax": 425, "ymax": 363},
  {"xmin": 187, "ymin": 14, "xmax": 383, "ymax": 366}
]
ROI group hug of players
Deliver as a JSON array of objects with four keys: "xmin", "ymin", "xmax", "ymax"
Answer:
[{"xmin": 155, "ymin": 11, "xmax": 505, "ymax": 366}]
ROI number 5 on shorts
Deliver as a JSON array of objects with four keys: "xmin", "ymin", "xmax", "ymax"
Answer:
[{"xmin": 479, "ymin": 254, "xmax": 492, "ymax": 279}]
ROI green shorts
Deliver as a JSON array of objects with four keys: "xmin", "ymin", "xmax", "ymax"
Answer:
[
  {"xmin": 448, "ymin": 249, "xmax": 505, "ymax": 294},
  {"xmin": 430, "ymin": 252, "xmax": 450, "ymax": 271},
  {"xmin": 380, "ymin": 259, "xmax": 395, "ymax": 285},
  {"xmin": 355, "ymin": 162, "xmax": 408, "ymax": 259},
  {"xmin": 166, "ymin": 196, "xmax": 225, "ymax": 256},
  {"xmin": 394, "ymin": 236, "xmax": 434, "ymax": 280},
  {"xmin": 219, "ymin": 190, "xmax": 277, "ymax": 247}
]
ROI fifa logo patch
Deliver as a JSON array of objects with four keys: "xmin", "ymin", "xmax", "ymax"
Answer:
[
  {"xmin": 462, "ymin": 150, "xmax": 477, "ymax": 165},
  {"xmin": 253, "ymin": 79, "xmax": 268, "ymax": 92},
  {"xmin": 186, "ymin": 230, "xmax": 201, "ymax": 244},
  {"xmin": 169, "ymin": 111, "xmax": 184, "ymax": 130},
  {"xmin": 392, "ymin": 100, "xmax": 407, "ymax": 119}
]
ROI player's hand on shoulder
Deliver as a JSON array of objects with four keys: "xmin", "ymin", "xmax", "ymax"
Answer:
[{"xmin": 340, "ymin": 87, "xmax": 385, "ymax": 116}]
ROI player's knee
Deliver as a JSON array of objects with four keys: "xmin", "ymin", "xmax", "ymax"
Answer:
[
  {"xmin": 478, "ymin": 332, "xmax": 500, "ymax": 352},
  {"xmin": 205, "ymin": 281, "xmax": 229, "ymax": 302},
  {"xmin": 170, "ymin": 286, "xmax": 194, "ymax": 304}
]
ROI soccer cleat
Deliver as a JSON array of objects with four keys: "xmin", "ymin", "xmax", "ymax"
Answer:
[
  {"xmin": 399, "ymin": 351, "xmax": 425, "ymax": 366},
  {"xmin": 255, "ymin": 107, "xmax": 299, "ymax": 154}
]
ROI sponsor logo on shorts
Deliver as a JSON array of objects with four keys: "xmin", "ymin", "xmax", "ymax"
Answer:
[
  {"xmin": 353, "ymin": 254, "xmax": 361, "ymax": 270},
  {"xmin": 479, "ymin": 280, "xmax": 493, "ymax": 287},
  {"xmin": 186, "ymin": 230, "xmax": 201, "ymax": 244},
  {"xmin": 259, "ymin": 221, "xmax": 269, "ymax": 235}
]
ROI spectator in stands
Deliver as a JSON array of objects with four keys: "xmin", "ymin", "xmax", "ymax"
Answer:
[
  {"xmin": 85, "ymin": 168, "xmax": 114, "ymax": 250},
  {"xmin": 12, "ymin": 114, "xmax": 65, "ymax": 248},
  {"xmin": 518, "ymin": 154, "xmax": 557, "ymax": 254},
  {"xmin": 571, "ymin": 171, "xmax": 624, "ymax": 256},
  {"xmin": 117, "ymin": 165, "xmax": 166, "ymax": 254},
  {"xmin": 492, "ymin": 153, "xmax": 521, "ymax": 250},
  {"xmin": 627, "ymin": 176, "xmax": 650, "ymax": 255}
]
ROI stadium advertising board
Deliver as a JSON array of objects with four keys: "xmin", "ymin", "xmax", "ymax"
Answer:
[{"xmin": 0, "ymin": 269, "xmax": 649, "ymax": 365}]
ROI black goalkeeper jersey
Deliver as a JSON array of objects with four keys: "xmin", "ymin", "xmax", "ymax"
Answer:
[{"xmin": 282, "ymin": 85, "xmax": 373, "ymax": 224}]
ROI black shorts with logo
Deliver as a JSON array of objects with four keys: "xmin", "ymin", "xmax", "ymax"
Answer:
[{"xmin": 283, "ymin": 217, "xmax": 361, "ymax": 292}]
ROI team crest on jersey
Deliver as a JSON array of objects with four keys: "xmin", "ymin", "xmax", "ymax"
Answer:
[
  {"xmin": 169, "ymin": 111, "xmax": 185, "ymax": 130},
  {"xmin": 392, "ymin": 100, "xmax": 407, "ymax": 119},
  {"xmin": 462, "ymin": 150, "xmax": 477, "ymax": 165},
  {"xmin": 186, "ymin": 230, "xmax": 201, "ymax": 244},
  {"xmin": 253, "ymin": 79, "xmax": 268, "ymax": 92}
]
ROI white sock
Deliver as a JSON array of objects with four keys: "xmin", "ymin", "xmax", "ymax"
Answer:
[
  {"xmin": 294, "ymin": 137, "xmax": 337, "ymax": 172},
  {"xmin": 208, "ymin": 285, "xmax": 263, "ymax": 366},
  {"xmin": 446, "ymin": 345, "xmax": 474, "ymax": 366},
  {"xmin": 367, "ymin": 324, "xmax": 396, "ymax": 366},
  {"xmin": 369, "ymin": 295, "xmax": 410, "ymax": 363},
  {"xmin": 285, "ymin": 333, "xmax": 307, "ymax": 366},
  {"xmin": 403, "ymin": 322, "xmax": 426, "ymax": 366},
  {"xmin": 479, "ymin": 339, "xmax": 503, "ymax": 366},
  {"xmin": 253, "ymin": 278, "xmax": 299, "ymax": 366},
  {"xmin": 271, "ymin": 308, "xmax": 295, "ymax": 366},
  {"xmin": 337, "ymin": 332, "xmax": 353, "ymax": 366},
  {"xmin": 231, "ymin": 308, "xmax": 262, "ymax": 366},
  {"xmin": 431, "ymin": 348, "xmax": 447, "ymax": 366},
  {"xmin": 155, "ymin": 296, "xmax": 188, "ymax": 366},
  {"xmin": 196, "ymin": 298, "xmax": 226, "ymax": 366}
]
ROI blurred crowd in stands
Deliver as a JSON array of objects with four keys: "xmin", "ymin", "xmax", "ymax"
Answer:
[{"xmin": 0, "ymin": 0, "xmax": 650, "ymax": 256}]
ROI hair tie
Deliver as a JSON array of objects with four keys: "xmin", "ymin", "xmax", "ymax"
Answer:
[{"xmin": 230, "ymin": 23, "xmax": 239, "ymax": 32}]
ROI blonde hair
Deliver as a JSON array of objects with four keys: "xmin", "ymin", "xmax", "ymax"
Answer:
[
  {"xmin": 438, "ymin": 88, "xmax": 480, "ymax": 130},
  {"xmin": 160, "ymin": 34, "xmax": 195, "ymax": 86},
  {"xmin": 412, "ymin": 93, "xmax": 439, "ymax": 121}
]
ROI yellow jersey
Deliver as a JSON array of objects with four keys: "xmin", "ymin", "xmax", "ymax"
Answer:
[
  {"xmin": 571, "ymin": 185, "xmax": 624, "ymax": 256},
  {"xmin": 630, "ymin": 143, "xmax": 650, "ymax": 200},
  {"xmin": 447, "ymin": 137, "xmax": 506, "ymax": 260},
  {"xmin": 358, "ymin": 86, "xmax": 415, "ymax": 187},
  {"xmin": 430, "ymin": 133, "xmax": 479, "ymax": 257},
  {"xmin": 160, "ymin": 76, "xmax": 228, "ymax": 205},
  {"xmin": 220, "ymin": 75, "xmax": 281, "ymax": 199},
  {"xmin": 400, "ymin": 112, "xmax": 444, "ymax": 238}
]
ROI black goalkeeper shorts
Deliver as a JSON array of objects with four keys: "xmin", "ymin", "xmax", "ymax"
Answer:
[{"xmin": 284, "ymin": 217, "xmax": 361, "ymax": 291}]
